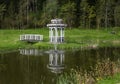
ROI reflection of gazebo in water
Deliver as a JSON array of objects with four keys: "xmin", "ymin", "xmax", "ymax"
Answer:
[{"xmin": 47, "ymin": 50, "xmax": 65, "ymax": 74}]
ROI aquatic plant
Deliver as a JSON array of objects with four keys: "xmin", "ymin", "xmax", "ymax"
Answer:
[{"xmin": 57, "ymin": 58, "xmax": 120, "ymax": 84}]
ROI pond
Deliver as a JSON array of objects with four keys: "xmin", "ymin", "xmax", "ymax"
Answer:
[{"xmin": 0, "ymin": 47, "xmax": 120, "ymax": 84}]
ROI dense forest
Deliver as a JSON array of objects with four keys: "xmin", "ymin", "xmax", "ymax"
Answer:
[{"xmin": 0, "ymin": 0, "xmax": 120, "ymax": 29}]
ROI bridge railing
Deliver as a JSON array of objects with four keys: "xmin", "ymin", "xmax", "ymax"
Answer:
[{"xmin": 20, "ymin": 34, "xmax": 43, "ymax": 42}]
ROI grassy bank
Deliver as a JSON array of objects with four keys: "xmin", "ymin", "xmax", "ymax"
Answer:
[
  {"xmin": 97, "ymin": 73, "xmax": 120, "ymax": 84},
  {"xmin": 0, "ymin": 28, "xmax": 120, "ymax": 51}
]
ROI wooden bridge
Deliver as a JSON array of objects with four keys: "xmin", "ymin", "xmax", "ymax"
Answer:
[{"xmin": 20, "ymin": 34, "xmax": 43, "ymax": 42}]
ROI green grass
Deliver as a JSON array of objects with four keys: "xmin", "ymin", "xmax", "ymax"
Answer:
[
  {"xmin": 0, "ymin": 29, "xmax": 49, "ymax": 51},
  {"xmin": 97, "ymin": 73, "xmax": 120, "ymax": 84},
  {"xmin": 0, "ymin": 28, "xmax": 120, "ymax": 51}
]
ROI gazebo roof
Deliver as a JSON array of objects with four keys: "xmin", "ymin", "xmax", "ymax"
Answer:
[{"xmin": 47, "ymin": 18, "xmax": 67, "ymax": 28}]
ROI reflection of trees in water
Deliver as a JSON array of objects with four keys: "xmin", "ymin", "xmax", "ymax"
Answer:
[
  {"xmin": 0, "ymin": 64, "xmax": 7, "ymax": 72},
  {"xmin": 0, "ymin": 47, "xmax": 120, "ymax": 84},
  {"xmin": 18, "ymin": 55, "xmax": 46, "ymax": 84},
  {"xmin": 18, "ymin": 51, "xmax": 62, "ymax": 84},
  {"xmin": 0, "ymin": 53, "xmax": 7, "ymax": 72}
]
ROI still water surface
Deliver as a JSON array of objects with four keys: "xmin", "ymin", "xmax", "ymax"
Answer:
[{"xmin": 0, "ymin": 47, "xmax": 120, "ymax": 84}]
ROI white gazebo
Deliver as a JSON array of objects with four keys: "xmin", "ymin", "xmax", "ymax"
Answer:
[{"xmin": 47, "ymin": 19, "xmax": 67, "ymax": 43}]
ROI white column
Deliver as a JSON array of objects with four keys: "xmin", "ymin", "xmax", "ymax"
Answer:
[
  {"xmin": 55, "ymin": 28, "xmax": 58, "ymax": 43},
  {"xmin": 35, "ymin": 35, "xmax": 36, "ymax": 40},
  {"xmin": 51, "ymin": 28, "xmax": 53, "ymax": 42},
  {"xmin": 49, "ymin": 28, "xmax": 53, "ymax": 42},
  {"xmin": 60, "ymin": 28, "xmax": 63, "ymax": 42},
  {"xmin": 49, "ymin": 28, "xmax": 51, "ymax": 42},
  {"xmin": 20, "ymin": 35, "xmax": 22, "ymax": 40}
]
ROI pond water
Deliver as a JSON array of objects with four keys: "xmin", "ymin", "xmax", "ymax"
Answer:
[{"xmin": 0, "ymin": 47, "xmax": 120, "ymax": 84}]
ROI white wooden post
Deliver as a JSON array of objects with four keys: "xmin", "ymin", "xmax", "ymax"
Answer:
[
  {"xmin": 60, "ymin": 28, "xmax": 63, "ymax": 42},
  {"xmin": 51, "ymin": 28, "xmax": 53, "ymax": 42},
  {"xmin": 49, "ymin": 28, "xmax": 51, "ymax": 42},
  {"xmin": 49, "ymin": 27, "xmax": 53, "ymax": 42},
  {"xmin": 55, "ymin": 28, "xmax": 58, "ymax": 43}
]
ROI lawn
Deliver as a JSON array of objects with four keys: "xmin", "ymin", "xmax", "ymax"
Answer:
[{"xmin": 0, "ymin": 28, "xmax": 120, "ymax": 51}]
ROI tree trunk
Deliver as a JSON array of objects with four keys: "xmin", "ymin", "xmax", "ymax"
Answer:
[
  {"xmin": 105, "ymin": 0, "xmax": 108, "ymax": 29},
  {"xmin": 88, "ymin": 18, "xmax": 91, "ymax": 29},
  {"xmin": 96, "ymin": 17, "xmax": 100, "ymax": 29}
]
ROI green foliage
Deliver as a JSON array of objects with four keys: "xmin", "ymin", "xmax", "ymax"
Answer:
[
  {"xmin": 0, "ymin": 4, "xmax": 6, "ymax": 28},
  {"xmin": 80, "ymin": 0, "xmax": 88, "ymax": 27},
  {"xmin": 40, "ymin": 0, "xmax": 59, "ymax": 27},
  {"xmin": 57, "ymin": 70, "xmax": 81, "ymax": 84},
  {"xmin": 0, "ymin": 4, "xmax": 6, "ymax": 16},
  {"xmin": 59, "ymin": 2, "xmax": 76, "ymax": 28},
  {"xmin": 57, "ymin": 58, "xmax": 120, "ymax": 84},
  {"xmin": 114, "ymin": 5, "xmax": 120, "ymax": 27},
  {"xmin": 0, "ymin": 0, "xmax": 120, "ymax": 29}
]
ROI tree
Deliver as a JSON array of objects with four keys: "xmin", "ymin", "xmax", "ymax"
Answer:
[
  {"xmin": 114, "ymin": 1, "xmax": 120, "ymax": 27},
  {"xmin": 40, "ymin": 0, "xmax": 59, "ymax": 27},
  {"xmin": 59, "ymin": 1, "xmax": 76, "ymax": 28},
  {"xmin": 114, "ymin": 5, "xmax": 120, "ymax": 27},
  {"xmin": 0, "ymin": 4, "xmax": 6, "ymax": 28},
  {"xmin": 0, "ymin": 4, "xmax": 6, "ymax": 16},
  {"xmin": 80, "ymin": 0, "xmax": 89, "ymax": 28},
  {"xmin": 17, "ymin": 0, "xmax": 38, "ymax": 29},
  {"xmin": 0, "ymin": 0, "xmax": 120, "ymax": 29},
  {"xmin": 88, "ymin": 6, "xmax": 96, "ymax": 28},
  {"xmin": 95, "ymin": 0, "xmax": 115, "ymax": 29},
  {"xmin": 104, "ymin": 0, "xmax": 116, "ymax": 28},
  {"xmin": 95, "ymin": 0, "xmax": 106, "ymax": 29}
]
